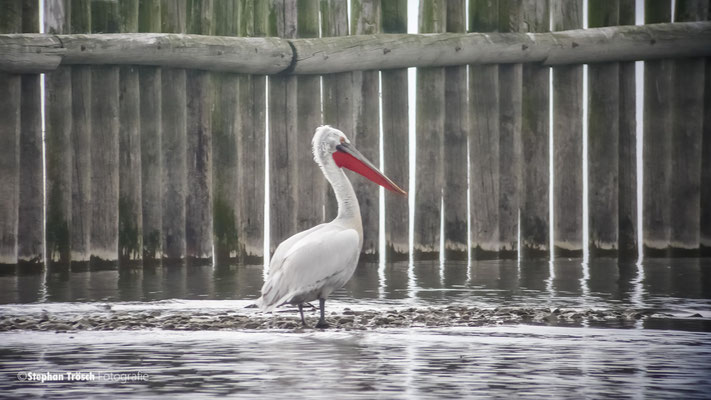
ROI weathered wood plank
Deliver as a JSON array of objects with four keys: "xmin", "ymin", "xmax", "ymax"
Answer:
[
  {"xmin": 161, "ymin": 0, "xmax": 187, "ymax": 263},
  {"xmin": 211, "ymin": 0, "xmax": 239, "ymax": 266},
  {"xmin": 643, "ymin": 0, "xmax": 672, "ymax": 256},
  {"xmin": 703, "ymin": 6, "xmax": 711, "ymax": 256},
  {"xmin": 0, "ymin": 51, "xmax": 20, "ymax": 269},
  {"xmin": 443, "ymin": 0, "xmax": 467, "ymax": 260},
  {"xmin": 618, "ymin": 0, "xmax": 638, "ymax": 261},
  {"xmin": 118, "ymin": 0, "xmax": 142, "ymax": 267},
  {"xmin": 469, "ymin": 0, "xmax": 500, "ymax": 259},
  {"xmin": 520, "ymin": 0, "xmax": 550, "ymax": 260},
  {"xmin": 268, "ymin": 0, "xmax": 298, "ymax": 253},
  {"xmin": 587, "ymin": 0, "xmax": 619, "ymax": 257},
  {"xmin": 295, "ymin": 0, "xmax": 324, "ymax": 233},
  {"xmin": 44, "ymin": 0, "xmax": 72, "ymax": 271},
  {"xmin": 552, "ymin": 0, "xmax": 583, "ymax": 258},
  {"xmin": 185, "ymin": 0, "xmax": 213, "ymax": 265},
  {"xmin": 414, "ymin": 0, "xmax": 445, "ymax": 260},
  {"xmin": 381, "ymin": 0, "xmax": 409, "ymax": 261},
  {"xmin": 88, "ymin": 0, "xmax": 120, "ymax": 268},
  {"xmin": 669, "ymin": 0, "xmax": 707, "ymax": 255},
  {"xmin": 321, "ymin": 0, "xmax": 353, "ymax": 221},
  {"xmin": 68, "ymin": 0, "xmax": 92, "ymax": 271},
  {"xmin": 497, "ymin": 0, "xmax": 523, "ymax": 259},
  {"xmin": 138, "ymin": 0, "xmax": 162, "ymax": 266},
  {"xmin": 351, "ymin": 0, "xmax": 381, "ymax": 260},
  {"xmin": 17, "ymin": 0, "xmax": 43, "ymax": 270},
  {"xmin": 238, "ymin": 0, "xmax": 267, "ymax": 263}
]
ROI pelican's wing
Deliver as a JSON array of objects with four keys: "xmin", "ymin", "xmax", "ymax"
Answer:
[
  {"xmin": 267, "ymin": 223, "xmax": 327, "ymax": 275},
  {"xmin": 258, "ymin": 225, "xmax": 360, "ymax": 311}
]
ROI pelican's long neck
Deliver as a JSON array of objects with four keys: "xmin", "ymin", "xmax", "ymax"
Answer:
[{"xmin": 319, "ymin": 154, "xmax": 361, "ymax": 223}]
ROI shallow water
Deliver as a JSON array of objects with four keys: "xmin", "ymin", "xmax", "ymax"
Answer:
[{"xmin": 1, "ymin": 258, "xmax": 710, "ymax": 398}]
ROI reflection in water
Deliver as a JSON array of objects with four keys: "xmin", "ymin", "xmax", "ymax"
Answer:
[{"xmin": 0, "ymin": 259, "xmax": 710, "ymax": 322}]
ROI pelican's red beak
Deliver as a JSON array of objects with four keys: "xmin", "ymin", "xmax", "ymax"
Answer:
[{"xmin": 333, "ymin": 142, "xmax": 407, "ymax": 196}]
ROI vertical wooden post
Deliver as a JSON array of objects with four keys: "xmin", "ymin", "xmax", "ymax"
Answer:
[
  {"xmin": 17, "ymin": 0, "xmax": 43, "ymax": 271},
  {"xmin": 212, "ymin": 0, "xmax": 239, "ymax": 266},
  {"xmin": 321, "ymin": 0, "xmax": 353, "ymax": 221},
  {"xmin": 352, "ymin": 0, "xmax": 381, "ymax": 260},
  {"xmin": 238, "ymin": 0, "xmax": 267, "ymax": 263},
  {"xmin": 497, "ymin": 0, "xmax": 523, "ymax": 259},
  {"xmin": 118, "ymin": 0, "xmax": 142, "ymax": 268},
  {"xmin": 520, "ymin": 0, "xmax": 550, "ymax": 260},
  {"xmin": 70, "ymin": 0, "xmax": 92, "ymax": 271},
  {"xmin": 381, "ymin": 0, "xmax": 409, "ymax": 261},
  {"xmin": 138, "ymin": 0, "xmax": 162, "ymax": 266},
  {"xmin": 185, "ymin": 0, "xmax": 213, "ymax": 265},
  {"xmin": 90, "ymin": 0, "xmax": 120, "ymax": 268},
  {"xmin": 268, "ymin": 0, "xmax": 298, "ymax": 253},
  {"xmin": 552, "ymin": 0, "xmax": 583, "ymax": 258},
  {"xmin": 588, "ymin": 0, "xmax": 619, "ymax": 257},
  {"xmin": 670, "ymin": 0, "xmax": 707, "ymax": 256},
  {"xmin": 44, "ymin": 0, "xmax": 72, "ymax": 271},
  {"xmin": 296, "ymin": 0, "xmax": 323, "ymax": 232},
  {"xmin": 643, "ymin": 0, "xmax": 672, "ymax": 257},
  {"xmin": 618, "ymin": 0, "xmax": 638, "ymax": 261},
  {"xmin": 414, "ymin": 0, "xmax": 445, "ymax": 260},
  {"xmin": 0, "ymin": 0, "xmax": 22, "ymax": 270},
  {"xmin": 703, "ymin": 6, "xmax": 711, "ymax": 256},
  {"xmin": 442, "ymin": 0, "xmax": 468, "ymax": 261},
  {"xmin": 161, "ymin": 0, "xmax": 187, "ymax": 263},
  {"xmin": 469, "ymin": 0, "xmax": 500, "ymax": 259}
]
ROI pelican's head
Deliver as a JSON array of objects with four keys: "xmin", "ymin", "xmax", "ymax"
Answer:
[{"xmin": 312, "ymin": 125, "xmax": 406, "ymax": 196}]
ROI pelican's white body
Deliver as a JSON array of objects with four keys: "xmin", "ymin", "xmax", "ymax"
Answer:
[{"xmin": 257, "ymin": 126, "xmax": 363, "ymax": 311}]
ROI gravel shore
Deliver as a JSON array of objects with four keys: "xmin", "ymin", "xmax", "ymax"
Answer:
[{"xmin": 0, "ymin": 305, "xmax": 664, "ymax": 332}]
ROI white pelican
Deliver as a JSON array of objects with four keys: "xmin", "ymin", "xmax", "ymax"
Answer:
[{"xmin": 257, "ymin": 125, "xmax": 406, "ymax": 328}]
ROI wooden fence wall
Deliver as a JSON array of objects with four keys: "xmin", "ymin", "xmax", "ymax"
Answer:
[{"xmin": 0, "ymin": 0, "xmax": 709, "ymax": 273}]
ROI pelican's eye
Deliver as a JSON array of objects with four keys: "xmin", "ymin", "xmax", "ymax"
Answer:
[{"xmin": 339, "ymin": 136, "xmax": 346, "ymax": 144}]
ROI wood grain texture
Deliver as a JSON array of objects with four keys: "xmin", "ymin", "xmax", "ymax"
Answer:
[
  {"xmin": 520, "ymin": 0, "xmax": 550, "ymax": 260},
  {"xmin": 587, "ymin": 0, "xmax": 619, "ymax": 257},
  {"xmin": 552, "ymin": 0, "xmax": 583, "ymax": 257},
  {"xmin": 381, "ymin": 0, "xmax": 409, "ymax": 260}
]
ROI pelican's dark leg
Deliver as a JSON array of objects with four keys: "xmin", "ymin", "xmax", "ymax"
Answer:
[
  {"xmin": 298, "ymin": 303, "xmax": 307, "ymax": 327},
  {"xmin": 315, "ymin": 298, "xmax": 329, "ymax": 329}
]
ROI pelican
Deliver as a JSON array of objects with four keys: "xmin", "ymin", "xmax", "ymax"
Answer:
[{"xmin": 257, "ymin": 125, "xmax": 406, "ymax": 328}]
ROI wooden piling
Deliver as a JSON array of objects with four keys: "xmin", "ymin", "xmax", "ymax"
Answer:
[
  {"xmin": 89, "ymin": 0, "xmax": 120, "ymax": 268},
  {"xmin": 703, "ymin": 6, "xmax": 711, "ymax": 256},
  {"xmin": 44, "ymin": 0, "xmax": 72, "ymax": 271},
  {"xmin": 211, "ymin": 0, "xmax": 239, "ymax": 266},
  {"xmin": 414, "ymin": 0, "xmax": 445, "ymax": 260},
  {"xmin": 321, "ymin": 0, "xmax": 354, "ymax": 221},
  {"xmin": 138, "ymin": 0, "xmax": 162, "ymax": 266},
  {"xmin": 669, "ymin": 0, "xmax": 707, "ymax": 256},
  {"xmin": 520, "ymin": 0, "xmax": 550, "ymax": 260},
  {"xmin": 185, "ymin": 0, "xmax": 213, "ymax": 265},
  {"xmin": 469, "ymin": 0, "xmax": 500, "ymax": 259},
  {"xmin": 618, "ymin": 0, "xmax": 638, "ymax": 261},
  {"xmin": 443, "ymin": 0, "xmax": 468, "ymax": 261},
  {"xmin": 18, "ymin": 0, "xmax": 43, "ymax": 271},
  {"xmin": 238, "ymin": 0, "xmax": 267, "ymax": 263},
  {"xmin": 497, "ymin": 0, "xmax": 523, "ymax": 259},
  {"xmin": 552, "ymin": 0, "xmax": 583, "ymax": 258},
  {"xmin": 70, "ymin": 0, "xmax": 92, "ymax": 271},
  {"xmin": 295, "ymin": 0, "xmax": 324, "ymax": 232},
  {"xmin": 0, "ymin": 0, "xmax": 22, "ymax": 270},
  {"xmin": 118, "ymin": 0, "xmax": 142, "ymax": 268},
  {"xmin": 268, "ymin": 0, "xmax": 298, "ymax": 253},
  {"xmin": 643, "ymin": 0, "xmax": 672, "ymax": 257},
  {"xmin": 381, "ymin": 0, "xmax": 409, "ymax": 261},
  {"xmin": 587, "ymin": 0, "xmax": 619, "ymax": 257},
  {"xmin": 161, "ymin": 0, "xmax": 187, "ymax": 264},
  {"xmin": 352, "ymin": 0, "xmax": 381, "ymax": 260}
]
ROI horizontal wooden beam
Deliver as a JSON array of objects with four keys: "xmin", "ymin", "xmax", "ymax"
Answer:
[{"xmin": 0, "ymin": 21, "xmax": 709, "ymax": 74}]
